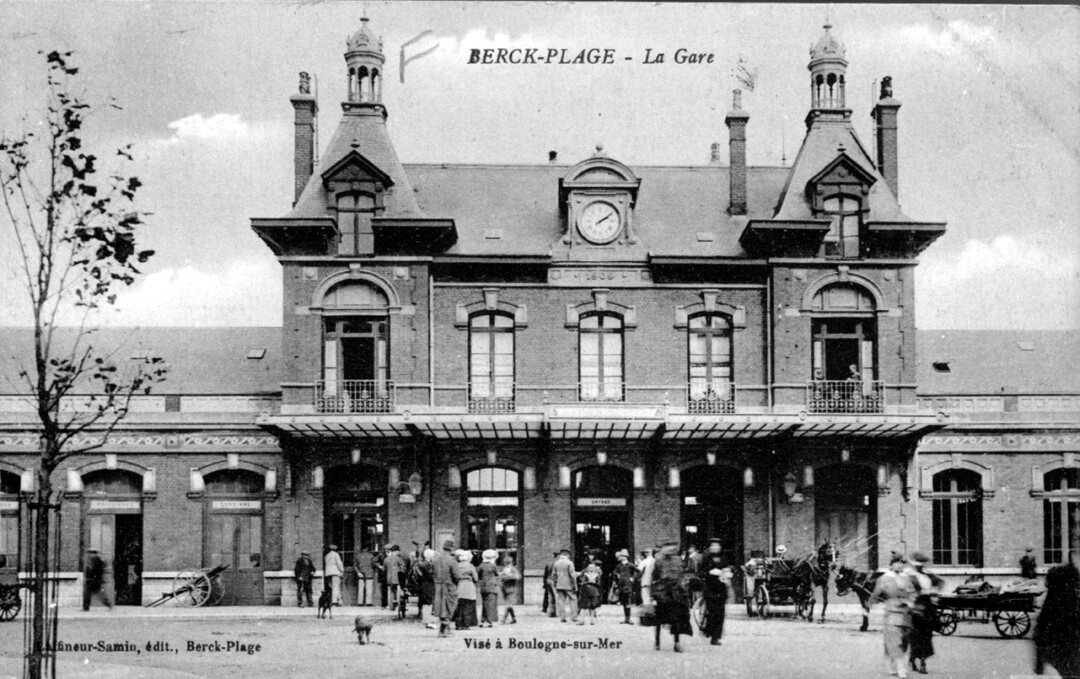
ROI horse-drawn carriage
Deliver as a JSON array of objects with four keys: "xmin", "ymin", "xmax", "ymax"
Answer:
[
  {"xmin": 744, "ymin": 555, "xmax": 815, "ymax": 619},
  {"xmin": 0, "ymin": 569, "xmax": 24, "ymax": 621},
  {"xmin": 933, "ymin": 587, "xmax": 1041, "ymax": 639}
]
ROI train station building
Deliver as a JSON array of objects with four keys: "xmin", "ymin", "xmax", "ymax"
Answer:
[{"xmin": 0, "ymin": 18, "xmax": 1077, "ymax": 607}]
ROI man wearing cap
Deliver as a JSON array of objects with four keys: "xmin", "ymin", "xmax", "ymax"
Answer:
[
  {"xmin": 613, "ymin": 549, "xmax": 637, "ymax": 624},
  {"xmin": 550, "ymin": 549, "xmax": 582, "ymax": 624},
  {"xmin": 82, "ymin": 548, "xmax": 111, "ymax": 611},
  {"xmin": 293, "ymin": 550, "xmax": 316, "ymax": 608},
  {"xmin": 542, "ymin": 551, "xmax": 559, "ymax": 617},
  {"xmin": 432, "ymin": 539, "xmax": 461, "ymax": 637},
  {"xmin": 324, "ymin": 544, "xmax": 345, "ymax": 607},
  {"xmin": 698, "ymin": 538, "xmax": 729, "ymax": 645},
  {"xmin": 384, "ymin": 544, "xmax": 404, "ymax": 610}
]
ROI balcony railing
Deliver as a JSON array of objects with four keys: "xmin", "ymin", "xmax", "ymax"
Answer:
[
  {"xmin": 687, "ymin": 382, "xmax": 736, "ymax": 414},
  {"xmin": 807, "ymin": 380, "xmax": 884, "ymax": 414},
  {"xmin": 315, "ymin": 380, "xmax": 394, "ymax": 414},
  {"xmin": 468, "ymin": 382, "xmax": 516, "ymax": 414},
  {"xmin": 578, "ymin": 381, "xmax": 625, "ymax": 403}
]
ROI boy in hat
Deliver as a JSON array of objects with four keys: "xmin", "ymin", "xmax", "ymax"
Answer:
[
  {"xmin": 613, "ymin": 549, "xmax": 637, "ymax": 624},
  {"xmin": 294, "ymin": 550, "xmax": 315, "ymax": 607}
]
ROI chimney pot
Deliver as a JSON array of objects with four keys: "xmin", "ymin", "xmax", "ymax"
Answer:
[
  {"xmin": 725, "ymin": 89, "xmax": 749, "ymax": 216},
  {"xmin": 549, "ymin": 150, "xmax": 557, "ymax": 163},
  {"xmin": 733, "ymin": 89, "xmax": 742, "ymax": 110},
  {"xmin": 872, "ymin": 75, "xmax": 901, "ymax": 198},
  {"xmin": 290, "ymin": 72, "xmax": 319, "ymax": 205}
]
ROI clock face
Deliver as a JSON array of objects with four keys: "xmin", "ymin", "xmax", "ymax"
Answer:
[{"xmin": 577, "ymin": 201, "xmax": 621, "ymax": 244}]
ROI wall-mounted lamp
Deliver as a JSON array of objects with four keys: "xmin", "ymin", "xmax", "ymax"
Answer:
[
  {"xmin": 190, "ymin": 468, "xmax": 206, "ymax": 494},
  {"xmin": 351, "ymin": 448, "xmax": 362, "ymax": 465},
  {"xmin": 311, "ymin": 466, "xmax": 324, "ymax": 490},
  {"xmin": 668, "ymin": 467, "xmax": 681, "ymax": 489},
  {"xmin": 265, "ymin": 468, "xmax": 277, "ymax": 493},
  {"xmin": 840, "ymin": 447, "xmax": 851, "ymax": 464},
  {"xmin": 486, "ymin": 449, "xmax": 498, "ymax": 466},
  {"xmin": 878, "ymin": 464, "xmax": 889, "ymax": 488},
  {"xmin": 388, "ymin": 466, "xmax": 400, "ymax": 489},
  {"xmin": 596, "ymin": 449, "xmax": 608, "ymax": 466},
  {"xmin": 408, "ymin": 471, "xmax": 423, "ymax": 496},
  {"xmin": 803, "ymin": 465, "xmax": 814, "ymax": 488},
  {"xmin": 67, "ymin": 469, "xmax": 83, "ymax": 494},
  {"xmin": 523, "ymin": 466, "xmax": 536, "ymax": 491},
  {"xmin": 448, "ymin": 465, "xmax": 461, "ymax": 489},
  {"xmin": 706, "ymin": 449, "xmax": 717, "ymax": 466},
  {"xmin": 782, "ymin": 472, "xmax": 799, "ymax": 498},
  {"xmin": 743, "ymin": 467, "xmax": 754, "ymax": 488},
  {"xmin": 633, "ymin": 466, "xmax": 645, "ymax": 489},
  {"xmin": 143, "ymin": 469, "xmax": 156, "ymax": 494}
]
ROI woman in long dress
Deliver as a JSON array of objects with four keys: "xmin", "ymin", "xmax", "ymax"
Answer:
[
  {"xmin": 477, "ymin": 549, "xmax": 501, "ymax": 628},
  {"xmin": 454, "ymin": 551, "xmax": 479, "ymax": 630},
  {"xmin": 652, "ymin": 542, "xmax": 693, "ymax": 652},
  {"xmin": 906, "ymin": 552, "xmax": 944, "ymax": 674},
  {"xmin": 698, "ymin": 538, "xmax": 729, "ymax": 646},
  {"xmin": 871, "ymin": 553, "xmax": 916, "ymax": 678}
]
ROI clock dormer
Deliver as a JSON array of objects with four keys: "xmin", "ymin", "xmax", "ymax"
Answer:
[{"xmin": 554, "ymin": 146, "xmax": 645, "ymax": 264}]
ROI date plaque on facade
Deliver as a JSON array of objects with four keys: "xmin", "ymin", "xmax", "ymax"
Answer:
[{"xmin": 548, "ymin": 267, "xmax": 652, "ymax": 287}]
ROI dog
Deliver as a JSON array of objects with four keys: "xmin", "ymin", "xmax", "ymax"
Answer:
[
  {"xmin": 354, "ymin": 615, "xmax": 373, "ymax": 645},
  {"xmin": 317, "ymin": 588, "xmax": 333, "ymax": 619},
  {"xmin": 397, "ymin": 588, "xmax": 408, "ymax": 620}
]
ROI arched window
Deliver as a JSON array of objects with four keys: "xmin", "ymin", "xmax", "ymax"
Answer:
[
  {"xmin": 204, "ymin": 469, "xmax": 264, "ymax": 496},
  {"xmin": 1042, "ymin": 467, "xmax": 1079, "ymax": 564},
  {"xmin": 931, "ymin": 469, "xmax": 983, "ymax": 566},
  {"xmin": 579, "ymin": 313, "xmax": 623, "ymax": 402},
  {"xmin": 809, "ymin": 284, "xmax": 880, "ymax": 413},
  {"xmin": 820, "ymin": 194, "xmax": 862, "ymax": 259},
  {"xmin": 463, "ymin": 467, "xmax": 521, "ymax": 573},
  {"xmin": 468, "ymin": 311, "xmax": 515, "ymax": 412},
  {"xmin": 319, "ymin": 280, "xmax": 391, "ymax": 413},
  {"xmin": 687, "ymin": 313, "xmax": 733, "ymax": 413}
]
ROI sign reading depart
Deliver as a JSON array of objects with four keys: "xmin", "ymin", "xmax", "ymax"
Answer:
[{"xmin": 576, "ymin": 497, "xmax": 627, "ymax": 507}]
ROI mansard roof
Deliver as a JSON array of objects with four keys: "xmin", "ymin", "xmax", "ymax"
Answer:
[{"xmin": 405, "ymin": 163, "xmax": 790, "ymax": 257}]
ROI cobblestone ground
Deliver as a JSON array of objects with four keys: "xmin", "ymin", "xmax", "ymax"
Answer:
[{"xmin": 0, "ymin": 606, "xmax": 1048, "ymax": 679}]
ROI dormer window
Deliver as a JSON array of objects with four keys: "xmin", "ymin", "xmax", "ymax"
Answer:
[
  {"xmin": 821, "ymin": 194, "xmax": 861, "ymax": 258},
  {"xmin": 337, "ymin": 192, "xmax": 376, "ymax": 256}
]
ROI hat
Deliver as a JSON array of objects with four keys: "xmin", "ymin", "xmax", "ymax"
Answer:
[
  {"xmin": 442, "ymin": 539, "xmax": 456, "ymax": 551},
  {"xmin": 456, "ymin": 551, "xmax": 471, "ymax": 562},
  {"xmin": 707, "ymin": 537, "xmax": 722, "ymax": 545},
  {"xmin": 910, "ymin": 551, "xmax": 930, "ymax": 565},
  {"xmin": 889, "ymin": 552, "xmax": 906, "ymax": 565},
  {"xmin": 301, "ymin": 550, "xmax": 310, "ymax": 555},
  {"xmin": 559, "ymin": 548, "xmax": 571, "ymax": 556},
  {"xmin": 390, "ymin": 544, "xmax": 399, "ymax": 551},
  {"xmin": 775, "ymin": 545, "xmax": 787, "ymax": 555},
  {"xmin": 328, "ymin": 544, "xmax": 338, "ymax": 551},
  {"xmin": 615, "ymin": 549, "xmax": 629, "ymax": 559},
  {"xmin": 482, "ymin": 549, "xmax": 497, "ymax": 561},
  {"xmin": 423, "ymin": 549, "xmax": 435, "ymax": 560},
  {"xmin": 1025, "ymin": 547, "xmax": 1034, "ymax": 553}
]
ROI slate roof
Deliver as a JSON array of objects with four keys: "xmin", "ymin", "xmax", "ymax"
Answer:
[
  {"xmin": 773, "ymin": 120, "xmax": 908, "ymax": 223},
  {"xmin": 916, "ymin": 330, "xmax": 1080, "ymax": 395},
  {"xmin": 404, "ymin": 164, "xmax": 790, "ymax": 258},
  {"xmin": 288, "ymin": 107, "xmax": 422, "ymax": 220},
  {"xmin": 0, "ymin": 328, "xmax": 281, "ymax": 395}
]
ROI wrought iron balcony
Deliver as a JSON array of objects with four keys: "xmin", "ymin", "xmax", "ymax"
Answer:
[
  {"xmin": 467, "ymin": 382, "xmax": 517, "ymax": 414},
  {"xmin": 807, "ymin": 379, "xmax": 884, "ymax": 414},
  {"xmin": 687, "ymin": 382, "xmax": 737, "ymax": 414},
  {"xmin": 315, "ymin": 380, "xmax": 394, "ymax": 414},
  {"xmin": 578, "ymin": 381, "xmax": 625, "ymax": 403}
]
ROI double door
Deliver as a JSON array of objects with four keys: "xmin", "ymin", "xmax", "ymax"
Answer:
[
  {"xmin": 329, "ymin": 506, "xmax": 385, "ymax": 606},
  {"xmin": 86, "ymin": 513, "xmax": 142, "ymax": 606},
  {"xmin": 464, "ymin": 502, "xmax": 522, "ymax": 603},
  {"xmin": 207, "ymin": 513, "xmax": 263, "ymax": 605},
  {"xmin": 572, "ymin": 509, "xmax": 630, "ymax": 596}
]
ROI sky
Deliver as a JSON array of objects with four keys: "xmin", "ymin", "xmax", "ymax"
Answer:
[{"xmin": 0, "ymin": 1, "xmax": 1077, "ymax": 330}]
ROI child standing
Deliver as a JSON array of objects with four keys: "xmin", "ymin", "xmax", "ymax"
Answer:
[
  {"xmin": 577, "ymin": 560, "xmax": 603, "ymax": 625},
  {"xmin": 499, "ymin": 555, "xmax": 520, "ymax": 624}
]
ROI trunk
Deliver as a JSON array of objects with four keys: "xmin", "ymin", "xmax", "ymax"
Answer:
[{"xmin": 27, "ymin": 447, "xmax": 57, "ymax": 679}]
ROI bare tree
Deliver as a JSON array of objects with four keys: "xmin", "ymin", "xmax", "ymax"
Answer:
[{"xmin": 0, "ymin": 51, "xmax": 166, "ymax": 679}]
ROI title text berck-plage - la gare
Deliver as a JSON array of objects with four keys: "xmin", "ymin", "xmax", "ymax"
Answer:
[{"xmin": 468, "ymin": 47, "xmax": 714, "ymax": 65}]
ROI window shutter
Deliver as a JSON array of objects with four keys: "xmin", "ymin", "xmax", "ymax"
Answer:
[{"xmin": 860, "ymin": 340, "xmax": 874, "ymax": 394}]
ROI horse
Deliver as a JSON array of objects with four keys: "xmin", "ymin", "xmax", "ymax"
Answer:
[
  {"xmin": 834, "ymin": 564, "xmax": 883, "ymax": 631},
  {"xmin": 802, "ymin": 542, "xmax": 839, "ymax": 624}
]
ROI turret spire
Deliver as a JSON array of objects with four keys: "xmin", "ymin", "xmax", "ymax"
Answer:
[{"xmin": 345, "ymin": 14, "xmax": 386, "ymax": 106}]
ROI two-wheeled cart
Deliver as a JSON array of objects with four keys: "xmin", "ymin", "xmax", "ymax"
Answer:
[
  {"xmin": 933, "ymin": 591, "xmax": 1040, "ymax": 639},
  {"xmin": 146, "ymin": 565, "xmax": 229, "ymax": 608}
]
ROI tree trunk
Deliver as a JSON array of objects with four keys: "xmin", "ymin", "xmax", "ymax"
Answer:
[{"xmin": 28, "ymin": 460, "xmax": 55, "ymax": 679}]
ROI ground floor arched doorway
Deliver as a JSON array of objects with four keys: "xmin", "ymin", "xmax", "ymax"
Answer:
[
  {"xmin": 82, "ymin": 470, "xmax": 143, "ymax": 606},
  {"xmin": 204, "ymin": 469, "xmax": 265, "ymax": 605},
  {"xmin": 572, "ymin": 465, "xmax": 632, "ymax": 594},
  {"xmin": 325, "ymin": 464, "xmax": 387, "ymax": 606},
  {"xmin": 681, "ymin": 464, "xmax": 743, "ymax": 574}
]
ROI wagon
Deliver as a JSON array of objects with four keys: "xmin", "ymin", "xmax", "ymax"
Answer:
[
  {"xmin": 744, "ymin": 557, "xmax": 813, "ymax": 619},
  {"xmin": 146, "ymin": 565, "xmax": 229, "ymax": 608},
  {"xmin": 933, "ymin": 591, "xmax": 1040, "ymax": 639},
  {"xmin": 0, "ymin": 571, "xmax": 24, "ymax": 622}
]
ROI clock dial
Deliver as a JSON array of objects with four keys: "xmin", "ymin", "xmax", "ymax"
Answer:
[{"xmin": 578, "ymin": 201, "xmax": 621, "ymax": 244}]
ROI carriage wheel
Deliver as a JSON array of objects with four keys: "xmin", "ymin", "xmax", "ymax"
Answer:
[
  {"xmin": 0, "ymin": 588, "xmax": 21, "ymax": 621},
  {"xmin": 172, "ymin": 569, "xmax": 212, "ymax": 607},
  {"xmin": 745, "ymin": 595, "xmax": 756, "ymax": 618},
  {"xmin": 993, "ymin": 611, "xmax": 1031, "ymax": 639},
  {"xmin": 755, "ymin": 586, "xmax": 770, "ymax": 619},
  {"xmin": 207, "ymin": 573, "xmax": 225, "ymax": 606},
  {"xmin": 935, "ymin": 609, "xmax": 958, "ymax": 636},
  {"xmin": 692, "ymin": 597, "xmax": 705, "ymax": 629}
]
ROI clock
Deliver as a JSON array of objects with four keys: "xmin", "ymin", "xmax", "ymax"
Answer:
[{"xmin": 577, "ymin": 201, "xmax": 621, "ymax": 244}]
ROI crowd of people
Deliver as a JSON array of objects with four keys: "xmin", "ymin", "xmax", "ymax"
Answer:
[{"xmin": 296, "ymin": 540, "xmax": 1079, "ymax": 674}]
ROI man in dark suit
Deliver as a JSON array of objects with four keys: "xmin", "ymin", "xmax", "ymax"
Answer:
[{"xmin": 541, "ymin": 551, "xmax": 559, "ymax": 617}]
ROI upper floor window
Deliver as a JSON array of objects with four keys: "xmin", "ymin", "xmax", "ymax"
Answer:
[
  {"xmin": 579, "ymin": 313, "xmax": 623, "ymax": 401},
  {"xmin": 1043, "ymin": 467, "xmax": 1079, "ymax": 565},
  {"xmin": 931, "ymin": 469, "xmax": 983, "ymax": 566},
  {"xmin": 688, "ymin": 313, "xmax": 733, "ymax": 412},
  {"xmin": 821, "ymin": 194, "xmax": 861, "ymax": 259},
  {"xmin": 317, "ymin": 280, "xmax": 392, "ymax": 413},
  {"xmin": 336, "ymin": 192, "xmax": 375, "ymax": 256},
  {"xmin": 469, "ymin": 312, "xmax": 515, "ymax": 412}
]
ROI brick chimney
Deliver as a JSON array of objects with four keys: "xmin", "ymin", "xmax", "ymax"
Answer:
[
  {"xmin": 290, "ymin": 72, "xmax": 319, "ymax": 205},
  {"xmin": 872, "ymin": 76, "xmax": 901, "ymax": 199},
  {"xmin": 725, "ymin": 90, "xmax": 750, "ymax": 215}
]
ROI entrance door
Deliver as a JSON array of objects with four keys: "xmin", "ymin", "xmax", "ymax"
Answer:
[
  {"xmin": 83, "ymin": 470, "xmax": 143, "ymax": 606},
  {"xmin": 814, "ymin": 464, "xmax": 877, "ymax": 570},
  {"xmin": 208, "ymin": 513, "xmax": 263, "ymax": 605},
  {"xmin": 462, "ymin": 467, "xmax": 522, "ymax": 604},
  {"xmin": 329, "ymin": 504, "xmax": 385, "ymax": 606},
  {"xmin": 573, "ymin": 466, "xmax": 633, "ymax": 594}
]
